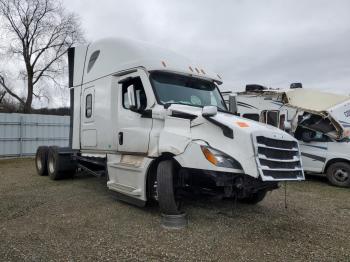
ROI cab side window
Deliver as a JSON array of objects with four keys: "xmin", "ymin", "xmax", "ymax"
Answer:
[
  {"xmin": 86, "ymin": 94, "xmax": 92, "ymax": 118},
  {"xmin": 122, "ymin": 77, "xmax": 147, "ymax": 111}
]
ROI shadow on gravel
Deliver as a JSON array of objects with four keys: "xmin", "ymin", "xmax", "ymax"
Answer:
[{"xmin": 305, "ymin": 173, "xmax": 329, "ymax": 184}]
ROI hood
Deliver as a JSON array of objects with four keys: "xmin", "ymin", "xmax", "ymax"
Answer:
[
  {"xmin": 167, "ymin": 104, "xmax": 291, "ymax": 137},
  {"xmin": 283, "ymin": 89, "xmax": 350, "ymax": 140},
  {"xmin": 161, "ymin": 104, "xmax": 301, "ymax": 180}
]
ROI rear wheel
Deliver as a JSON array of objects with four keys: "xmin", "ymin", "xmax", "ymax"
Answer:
[
  {"xmin": 35, "ymin": 146, "xmax": 49, "ymax": 176},
  {"xmin": 156, "ymin": 160, "xmax": 182, "ymax": 215},
  {"xmin": 326, "ymin": 162, "xmax": 350, "ymax": 187},
  {"xmin": 239, "ymin": 190, "xmax": 267, "ymax": 204},
  {"xmin": 47, "ymin": 146, "xmax": 76, "ymax": 180}
]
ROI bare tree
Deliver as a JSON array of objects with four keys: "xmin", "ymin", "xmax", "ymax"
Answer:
[
  {"xmin": 0, "ymin": 89, "xmax": 6, "ymax": 103},
  {"xmin": 0, "ymin": 0, "xmax": 84, "ymax": 112}
]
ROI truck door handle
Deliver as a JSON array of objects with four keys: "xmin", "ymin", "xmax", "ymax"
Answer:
[{"xmin": 118, "ymin": 132, "xmax": 123, "ymax": 145}]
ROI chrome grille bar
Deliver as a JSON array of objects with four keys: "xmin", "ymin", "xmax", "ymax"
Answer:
[{"xmin": 253, "ymin": 134, "xmax": 304, "ymax": 181}]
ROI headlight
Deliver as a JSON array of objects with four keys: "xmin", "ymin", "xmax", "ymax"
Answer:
[{"xmin": 200, "ymin": 145, "xmax": 242, "ymax": 169}]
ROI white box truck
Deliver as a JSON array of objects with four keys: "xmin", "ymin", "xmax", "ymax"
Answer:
[
  {"xmin": 35, "ymin": 38, "xmax": 304, "ymax": 215},
  {"xmin": 227, "ymin": 85, "xmax": 350, "ymax": 187}
]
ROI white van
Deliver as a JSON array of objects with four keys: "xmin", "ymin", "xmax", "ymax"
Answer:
[
  {"xmin": 228, "ymin": 87, "xmax": 350, "ymax": 187},
  {"xmin": 35, "ymin": 39, "xmax": 304, "ymax": 215}
]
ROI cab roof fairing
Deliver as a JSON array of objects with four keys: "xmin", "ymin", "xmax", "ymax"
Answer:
[{"xmin": 75, "ymin": 37, "xmax": 223, "ymax": 86}]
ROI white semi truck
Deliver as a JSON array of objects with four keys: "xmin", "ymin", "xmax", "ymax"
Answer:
[
  {"xmin": 35, "ymin": 38, "xmax": 304, "ymax": 215},
  {"xmin": 225, "ymin": 86, "xmax": 350, "ymax": 187}
]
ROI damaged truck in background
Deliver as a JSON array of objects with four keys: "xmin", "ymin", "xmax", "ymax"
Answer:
[
  {"xmin": 35, "ymin": 38, "xmax": 304, "ymax": 216},
  {"xmin": 225, "ymin": 86, "xmax": 350, "ymax": 187}
]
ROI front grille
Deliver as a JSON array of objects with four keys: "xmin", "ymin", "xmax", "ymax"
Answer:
[
  {"xmin": 258, "ymin": 147, "xmax": 297, "ymax": 160},
  {"xmin": 255, "ymin": 135, "xmax": 303, "ymax": 181},
  {"xmin": 257, "ymin": 136, "xmax": 297, "ymax": 149},
  {"xmin": 262, "ymin": 170, "xmax": 304, "ymax": 179},
  {"xmin": 259, "ymin": 159, "xmax": 301, "ymax": 169}
]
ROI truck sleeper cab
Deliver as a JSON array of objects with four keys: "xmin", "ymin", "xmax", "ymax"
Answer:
[{"xmin": 35, "ymin": 38, "xmax": 304, "ymax": 215}]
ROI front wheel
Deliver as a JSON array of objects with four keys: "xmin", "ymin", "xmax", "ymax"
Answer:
[
  {"xmin": 238, "ymin": 190, "xmax": 267, "ymax": 204},
  {"xmin": 156, "ymin": 160, "xmax": 182, "ymax": 215},
  {"xmin": 326, "ymin": 162, "xmax": 350, "ymax": 187}
]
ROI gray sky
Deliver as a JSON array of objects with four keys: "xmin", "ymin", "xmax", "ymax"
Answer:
[{"xmin": 57, "ymin": 0, "xmax": 349, "ymax": 105}]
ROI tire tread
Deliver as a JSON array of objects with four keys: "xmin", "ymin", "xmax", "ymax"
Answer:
[{"xmin": 157, "ymin": 160, "xmax": 181, "ymax": 215}]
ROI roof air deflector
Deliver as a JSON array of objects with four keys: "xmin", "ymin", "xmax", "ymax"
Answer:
[{"xmin": 87, "ymin": 50, "xmax": 100, "ymax": 73}]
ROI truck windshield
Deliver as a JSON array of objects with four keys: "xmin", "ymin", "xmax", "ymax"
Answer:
[{"xmin": 150, "ymin": 71, "xmax": 227, "ymax": 110}]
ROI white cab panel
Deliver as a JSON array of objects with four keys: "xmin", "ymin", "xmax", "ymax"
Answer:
[
  {"xmin": 72, "ymin": 45, "xmax": 88, "ymax": 87},
  {"xmin": 79, "ymin": 76, "xmax": 119, "ymax": 151},
  {"xmin": 72, "ymin": 85, "xmax": 81, "ymax": 150},
  {"xmin": 116, "ymin": 70, "xmax": 154, "ymax": 153},
  {"xmin": 80, "ymin": 87, "xmax": 96, "ymax": 148},
  {"xmin": 81, "ymin": 130, "xmax": 97, "ymax": 147},
  {"xmin": 107, "ymin": 153, "xmax": 153, "ymax": 201},
  {"xmin": 299, "ymin": 142, "xmax": 328, "ymax": 173}
]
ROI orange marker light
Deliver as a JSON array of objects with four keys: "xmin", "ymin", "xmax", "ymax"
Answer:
[
  {"xmin": 236, "ymin": 121, "xmax": 249, "ymax": 128},
  {"xmin": 201, "ymin": 146, "xmax": 218, "ymax": 166}
]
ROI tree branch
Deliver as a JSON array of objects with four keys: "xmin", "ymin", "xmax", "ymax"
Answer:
[
  {"xmin": 0, "ymin": 74, "xmax": 25, "ymax": 105},
  {"xmin": 0, "ymin": 90, "xmax": 6, "ymax": 103},
  {"xmin": 32, "ymin": 47, "xmax": 69, "ymax": 85},
  {"xmin": 0, "ymin": 0, "xmax": 85, "ymax": 111}
]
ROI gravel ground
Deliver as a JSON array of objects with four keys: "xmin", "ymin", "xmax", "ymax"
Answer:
[{"xmin": 0, "ymin": 158, "xmax": 349, "ymax": 261}]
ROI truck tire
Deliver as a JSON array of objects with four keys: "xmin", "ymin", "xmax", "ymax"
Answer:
[
  {"xmin": 326, "ymin": 162, "xmax": 350, "ymax": 187},
  {"xmin": 157, "ymin": 160, "xmax": 182, "ymax": 215},
  {"xmin": 239, "ymin": 190, "xmax": 267, "ymax": 204},
  {"xmin": 35, "ymin": 146, "xmax": 49, "ymax": 176},
  {"xmin": 47, "ymin": 146, "xmax": 76, "ymax": 180}
]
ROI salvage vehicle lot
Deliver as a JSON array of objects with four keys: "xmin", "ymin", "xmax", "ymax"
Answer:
[{"xmin": 0, "ymin": 158, "xmax": 349, "ymax": 261}]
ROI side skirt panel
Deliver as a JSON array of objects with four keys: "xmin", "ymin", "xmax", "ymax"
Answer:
[{"xmin": 106, "ymin": 154, "xmax": 153, "ymax": 202}]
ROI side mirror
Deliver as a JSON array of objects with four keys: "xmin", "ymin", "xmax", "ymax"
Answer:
[
  {"xmin": 127, "ymin": 85, "xmax": 137, "ymax": 110},
  {"xmin": 202, "ymin": 106, "xmax": 217, "ymax": 117}
]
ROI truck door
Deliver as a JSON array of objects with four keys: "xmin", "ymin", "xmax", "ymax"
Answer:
[
  {"xmin": 81, "ymin": 86, "xmax": 97, "ymax": 148},
  {"xmin": 294, "ymin": 127, "xmax": 328, "ymax": 173},
  {"xmin": 116, "ymin": 71, "xmax": 153, "ymax": 153}
]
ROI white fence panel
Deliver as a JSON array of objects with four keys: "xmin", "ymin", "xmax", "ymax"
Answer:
[{"xmin": 0, "ymin": 113, "xmax": 70, "ymax": 157}]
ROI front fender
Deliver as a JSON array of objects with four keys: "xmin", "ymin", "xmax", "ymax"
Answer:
[{"xmin": 158, "ymin": 117, "xmax": 192, "ymax": 155}]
